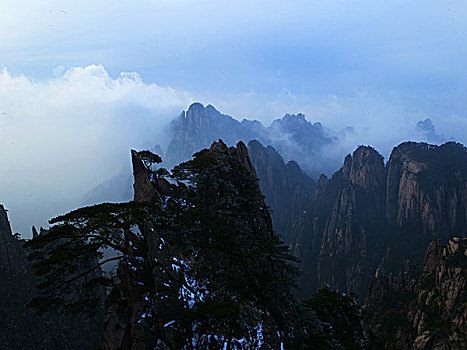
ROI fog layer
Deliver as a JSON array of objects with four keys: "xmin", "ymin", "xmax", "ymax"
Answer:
[
  {"xmin": 0, "ymin": 65, "xmax": 192, "ymax": 235},
  {"xmin": 1, "ymin": 65, "xmax": 466, "ymax": 237}
]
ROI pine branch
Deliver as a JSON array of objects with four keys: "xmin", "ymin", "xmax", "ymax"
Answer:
[{"xmin": 47, "ymin": 256, "xmax": 123, "ymax": 295}]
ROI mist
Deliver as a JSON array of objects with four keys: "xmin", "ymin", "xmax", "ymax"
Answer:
[
  {"xmin": 0, "ymin": 64, "xmax": 192, "ymax": 236},
  {"xmin": 207, "ymin": 89, "xmax": 466, "ymax": 169},
  {"xmin": 1, "ymin": 64, "xmax": 466, "ymax": 238}
]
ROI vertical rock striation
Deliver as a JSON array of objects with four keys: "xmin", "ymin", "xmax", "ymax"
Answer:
[
  {"xmin": 292, "ymin": 142, "xmax": 467, "ymax": 301},
  {"xmin": 363, "ymin": 238, "xmax": 467, "ymax": 350},
  {"xmin": 247, "ymin": 140, "xmax": 315, "ymax": 247}
]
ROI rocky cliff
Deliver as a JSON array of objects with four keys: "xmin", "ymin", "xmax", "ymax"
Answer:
[
  {"xmin": 247, "ymin": 140, "xmax": 315, "ymax": 246},
  {"xmin": 164, "ymin": 104, "xmax": 323, "ymax": 249},
  {"xmin": 103, "ymin": 141, "xmax": 283, "ymax": 349},
  {"xmin": 81, "ymin": 103, "xmax": 330, "ymax": 241},
  {"xmin": 164, "ymin": 102, "xmax": 333, "ymax": 177},
  {"xmin": 292, "ymin": 141, "xmax": 467, "ymax": 301},
  {"xmin": 363, "ymin": 238, "xmax": 467, "ymax": 350},
  {"xmin": 0, "ymin": 205, "xmax": 103, "ymax": 349},
  {"xmin": 386, "ymin": 142, "xmax": 467, "ymax": 236}
]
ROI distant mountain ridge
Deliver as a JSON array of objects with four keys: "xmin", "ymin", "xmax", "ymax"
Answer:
[
  {"xmin": 164, "ymin": 102, "xmax": 334, "ymax": 178},
  {"xmin": 82, "ymin": 103, "xmax": 448, "ymax": 220}
]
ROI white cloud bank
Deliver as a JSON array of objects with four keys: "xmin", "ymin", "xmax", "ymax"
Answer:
[{"xmin": 0, "ymin": 64, "xmax": 192, "ymax": 235}]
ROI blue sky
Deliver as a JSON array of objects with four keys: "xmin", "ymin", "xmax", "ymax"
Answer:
[
  {"xmin": 1, "ymin": 0, "xmax": 467, "ymax": 234},
  {"xmin": 2, "ymin": 1, "xmax": 467, "ymax": 108}
]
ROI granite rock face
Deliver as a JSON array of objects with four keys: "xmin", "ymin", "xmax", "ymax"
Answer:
[
  {"xmin": 385, "ymin": 142, "xmax": 467, "ymax": 236},
  {"xmin": 247, "ymin": 140, "xmax": 315, "ymax": 247},
  {"xmin": 291, "ymin": 146, "xmax": 387, "ymax": 299},
  {"xmin": 363, "ymin": 238, "xmax": 467, "ymax": 350},
  {"xmin": 103, "ymin": 141, "xmax": 277, "ymax": 349},
  {"xmin": 292, "ymin": 142, "xmax": 467, "ymax": 301}
]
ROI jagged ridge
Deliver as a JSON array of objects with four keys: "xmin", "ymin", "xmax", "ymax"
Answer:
[{"xmin": 292, "ymin": 141, "xmax": 467, "ymax": 301}]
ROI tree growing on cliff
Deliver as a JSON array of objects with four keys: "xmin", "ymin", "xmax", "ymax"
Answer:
[
  {"xmin": 137, "ymin": 149, "xmax": 162, "ymax": 169},
  {"xmin": 24, "ymin": 200, "xmax": 166, "ymax": 313},
  {"xmin": 26, "ymin": 145, "xmax": 366, "ymax": 349},
  {"xmin": 304, "ymin": 289, "xmax": 364, "ymax": 349},
  {"xmin": 169, "ymin": 143, "xmax": 302, "ymax": 347},
  {"xmin": 26, "ymin": 146, "xmax": 318, "ymax": 348}
]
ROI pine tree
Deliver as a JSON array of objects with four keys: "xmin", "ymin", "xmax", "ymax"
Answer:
[
  {"xmin": 169, "ymin": 142, "xmax": 300, "ymax": 348},
  {"xmin": 26, "ymin": 144, "xmax": 347, "ymax": 349}
]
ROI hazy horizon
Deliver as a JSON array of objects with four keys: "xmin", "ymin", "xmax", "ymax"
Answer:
[{"xmin": 1, "ymin": 1, "xmax": 467, "ymax": 235}]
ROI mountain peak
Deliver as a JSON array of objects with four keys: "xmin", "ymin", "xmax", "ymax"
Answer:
[
  {"xmin": 131, "ymin": 150, "xmax": 155, "ymax": 203},
  {"xmin": 416, "ymin": 118, "xmax": 444, "ymax": 143},
  {"xmin": 272, "ymin": 113, "xmax": 309, "ymax": 129},
  {"xmin": 185, "ymin": 102, "xmax": 221, "ymax": 116},
  {"xmin": 205, "ymin": 104, "xmax": 219, "ymax": 112},
  {"xmin": 342, "ymin": 145, "xmax": 385, "ymax": 184},
  {"xmin": 186, "ymin": 102, "xmax": 205, "ymax": 113},
  {"xmin": 283, "ymin": 113, "xmax": 306, "ymax": 121},
  {"xmin": 166, "ymin": 103, "xmax": 334, "ymax": 177},
  {"xmin": 0, "ymin": 204, "xmax": 12, "ymax": 239}
]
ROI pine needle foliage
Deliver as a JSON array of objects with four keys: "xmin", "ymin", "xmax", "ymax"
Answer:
[{"xmin": 25, "ymin": 146, "xmax": 363, "ymax": 349}]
